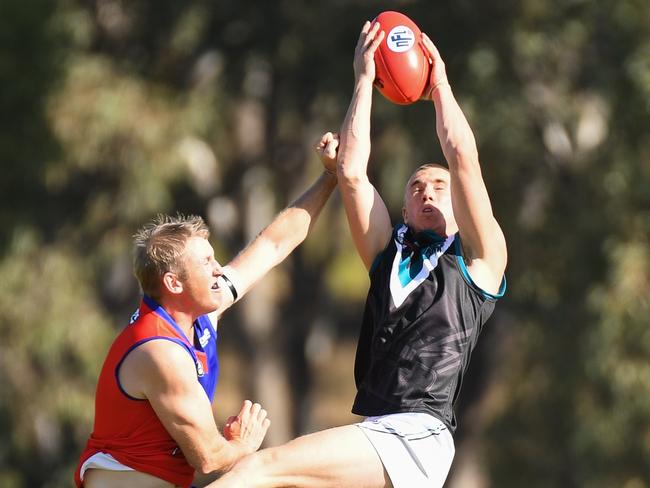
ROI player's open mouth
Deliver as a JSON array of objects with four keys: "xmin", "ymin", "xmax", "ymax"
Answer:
[
  {"xmin": 211, "ymin": 282, "xmax": 220, "ymax": 290},
  {"xmin": 423, "ymin": 207, "xmax": 433, "ymax": 213}
]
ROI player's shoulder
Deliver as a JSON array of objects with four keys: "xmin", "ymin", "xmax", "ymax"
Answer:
[{"xmin": 127, "ymin": 338, "xmax": 196, "ymax": 379}]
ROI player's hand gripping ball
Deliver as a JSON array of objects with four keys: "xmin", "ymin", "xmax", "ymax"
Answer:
[{"xmin": 373, "ymin": 11, "xmax": 430, "ymax": 105}]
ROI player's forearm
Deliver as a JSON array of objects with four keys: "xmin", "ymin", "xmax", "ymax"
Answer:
[
  {"xmin": 432, "ymin": 83, "xmax": 480, "ymax": 173},
  {"xmin": 224, "ymin": 172, "xmax": 336, "ymax": 299},
  {"xmin": 432, "ymin": 83, "xmax": 501, "ymax": 259},
  {"xmin": 192, "ymin": 438, "xmax": 250, "ymax": 475},
  {"xmin": 338, "ymin": 80, "xmax": 373, "ymax": 181},
  {"xmin": 261, "ymin": 171, "xmax": 337, "ymax": 260}
]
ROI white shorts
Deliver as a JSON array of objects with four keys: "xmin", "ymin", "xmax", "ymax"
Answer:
[
  {"xmin": 357, "ymin": 412, "xmax": 455, "ymax": 488},
  {"xmin": 79, "ymin": 452, "xmax": 134, "ymax": 481}
]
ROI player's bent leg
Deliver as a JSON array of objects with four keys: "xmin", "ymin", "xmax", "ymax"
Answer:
[{"xmin": 211, "ymin": 424, "xmax": 392, "ymax": 488}]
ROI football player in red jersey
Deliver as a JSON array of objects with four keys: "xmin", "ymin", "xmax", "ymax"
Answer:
[{"xmin": 75, "ymin": 135, "xmax": 339, "ymax": 488}]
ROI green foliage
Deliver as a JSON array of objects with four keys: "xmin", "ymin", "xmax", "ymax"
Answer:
[
  {"xmin": 1, "ymin": 0, "xmax": 649, "ymax": 486},
  {"xmin": 0, "ymin": 230, "xmax": 114, "ymax": 486}
]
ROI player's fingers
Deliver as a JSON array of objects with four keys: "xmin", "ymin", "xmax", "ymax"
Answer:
[
  {"xmin": 238, "ymin": 399, "xmax": 251, "ymax": 415},
  {"xmin": 367, "ymin": 29, "xmax": 385, "ymax": 56},
  {"xmin": 421, "ymin": 33, "xmax": 440, "ymax": 58},
  {"xmin": 238, "ymin": 399, "xmax": 252, "ymax": 424},
  {"xmin": 324, "ymin": 145, "xmax": 336, "ymax": 160},
  {"xmin": 256, "ymin": 417, "xmax": 271, "ymax": 437},
  {"xmin": 324, "ymin": 138, "xmax": 338, "ymax": 159},
  {"xmin": 256, "ymin": 408, "xmax": 268, "ymax": 423},
  {"xmin": 364, "ymin": 21, "xmax": 381, "ymax": 48},
  {"xmin": 316, "ymin": 131, "xmax": 332, "ymax": 150},
  {"xmin": 249, "ymin": 402, "xmax": 262, "ymax": 422},
  {"xmin": 355, "ymin": 21, "xmax": 371, "ymax": 50}
]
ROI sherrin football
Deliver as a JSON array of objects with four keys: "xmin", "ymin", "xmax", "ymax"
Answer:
[{"xmin": 373, "ymin": 11, "xmax": 430, "ymax": 105}]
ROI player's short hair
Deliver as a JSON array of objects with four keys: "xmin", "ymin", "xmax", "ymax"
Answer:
[
  {"xmin": 408, "ymin": 163, "xmax": 449, "ymax": 181},
  {"xmin": 403, "ymin": 163, "xmax": 450, "ymax": 203},
  {"xmin": 133, "ymin": 214, "xmax": 209, "ymax": 300}
]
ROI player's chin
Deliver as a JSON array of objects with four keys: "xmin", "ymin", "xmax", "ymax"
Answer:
[
  {"xmin": 418, "ymin": 211, "xmax": 440, "ymax": 222},
  {"xmin": 201, "ymin": 292, "xmax": 223, "ymax": 313},
  {"xmin": 415, "ymin": 215, "xmax": 444, "ymax": 233}
]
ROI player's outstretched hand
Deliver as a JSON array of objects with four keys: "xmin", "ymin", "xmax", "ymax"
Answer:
[
  {"xmin": 354, "ymin": 21, "xmax": 385, "ymax": 85},
  {"xmin": 420, "ymin": 32, "xmax": 449, "ymax": 100},
  {"xmin": 223, "ymin": 400, "xmax": 270, "ymax": 453},
  {"xmin": 314, "ymin": 131, "xmax": 339, "ymax": 175}
]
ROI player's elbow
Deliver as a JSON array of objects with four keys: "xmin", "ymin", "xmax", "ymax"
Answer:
[
  {"xmin": 336, "ymin": 152, "xmax": 368, "ymax": 181},
  {"xmin": 188, "ymin": 453, "xmax": 213, "ymax": 475},
  {"xmin": 337, "ymin": 164, "xmax": 368, "ymax": 190},
  {"xmin": 195, "ymin": 462, "xmax": 215, "ymax": 476}
]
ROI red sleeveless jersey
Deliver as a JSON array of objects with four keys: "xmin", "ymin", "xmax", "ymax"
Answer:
[{"xmin": 74, "ymin": 297, "xmax": 218, "ymax": 487}]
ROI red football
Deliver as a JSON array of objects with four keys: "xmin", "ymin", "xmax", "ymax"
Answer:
[{"xmin": 373, "ymin": 11, "xmax": 430, "ymax": 105}]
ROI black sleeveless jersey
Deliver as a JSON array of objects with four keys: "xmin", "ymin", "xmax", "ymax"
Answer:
[{"xmin": 351, "ymin": 224, "xmax": 505, "ymax": 433}]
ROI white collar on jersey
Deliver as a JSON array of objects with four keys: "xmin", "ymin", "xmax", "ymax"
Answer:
[{"xmin": 389, "ymin": 224, "xmax": 455, "ymax": 308}]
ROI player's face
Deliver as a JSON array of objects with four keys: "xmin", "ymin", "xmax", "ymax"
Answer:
[
  {"xmin": 179, "ymin": 236, "xmax": 227, "ymax": 315},
  {"xmin": 402, "ymin": 166, "xmax": 457, "ymax": 235}
]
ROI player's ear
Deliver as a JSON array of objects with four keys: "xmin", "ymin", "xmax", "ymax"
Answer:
[
  {"xmin": 402, "ymin": 206, "xmax": 408, "ymax": 224},
  {"xmin": 162, "ymin": 271, "xmax": 183, "ymax": 295}
]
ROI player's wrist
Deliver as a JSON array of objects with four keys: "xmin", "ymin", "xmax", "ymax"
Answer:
[
  {"xmin": 431, "ymin": 78, "xmax": 450, "ymax": 95},
  {"xmin": 354, "ymin": 74, "xmax": 374, "ymax": 88},
  {"xmin": 422, "ymin": 78, "xmax": 450, "ymax": 101},
  {"xmin": 228, "ymin": 438, "xmax": 253, "ymax": 458}
]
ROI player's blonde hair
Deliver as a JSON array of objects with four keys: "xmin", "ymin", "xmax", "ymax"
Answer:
[{"xmin": 133, "ymin": 214, "xmax": 209, "ymax": 300}]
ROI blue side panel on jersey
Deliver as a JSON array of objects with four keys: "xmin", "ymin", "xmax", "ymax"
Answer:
[
  {"xmin": 142, "ymin": 295, "xmax": 220, "ymax": 401},
  {"xmin": 194, "ymin": 314, "xmax": 219, "ymax": 402},
  {"xmin": 453, "ymin": 236, "xmax": 506, "ymax": 300}
]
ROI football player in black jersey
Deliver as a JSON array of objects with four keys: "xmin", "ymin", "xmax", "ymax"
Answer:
[{"xmin": 209, "ymin": 20, "xmax": 507, "ymax": 488}]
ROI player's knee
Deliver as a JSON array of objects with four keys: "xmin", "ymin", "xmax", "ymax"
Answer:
[
  {"xmin": 228, "ymin": 452, "xmax": 265, "ymax": 482},
  {"xmin": 260, "ymin": 446, "xmax": 282, "ymax": 465},
  {"xmin": 233, "ymin": 448, "xmax": 278, "ymax": 478}
]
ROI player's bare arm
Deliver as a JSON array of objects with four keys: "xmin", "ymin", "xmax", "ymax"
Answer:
[
  {"xmin": 421, "ymin": 33, "xmax": 507, "ymax": 293},
  {"xmin": 119, "ymin": 340, "xmax": 270, "ymax": 474},
  {"xmin": 209, "ymin": 147, "xmax": 337, "ymax": 319},
  {"xmin": 338, "ymin": 21, "xmax": 392, "ymax": 271}
]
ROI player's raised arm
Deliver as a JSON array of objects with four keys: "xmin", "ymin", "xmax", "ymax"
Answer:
[
  {"xmin": 337, "ymin": 21, "xmax": 392, "ymax": 271},
  {"xmin": 421, "ymin": 33, "xmax": 507, "ymax": 293},
  {"xmin": 210, "ymin": 144, "xmax": 337, "ymax": 319}
]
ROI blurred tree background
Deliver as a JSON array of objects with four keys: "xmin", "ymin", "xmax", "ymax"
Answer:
[{"xmin": 0, "ymin": 0, "xmax": 648, "ymax": 487}]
